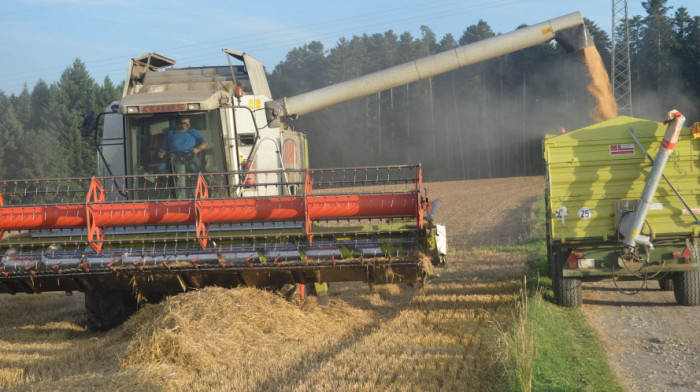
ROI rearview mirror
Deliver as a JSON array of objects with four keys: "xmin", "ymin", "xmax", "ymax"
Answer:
[{"xmin": 80, "ymin": 110, "xmax": 96, "ymax": 137}]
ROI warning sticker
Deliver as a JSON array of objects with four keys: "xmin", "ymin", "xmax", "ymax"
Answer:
[{"xmin": 610, "ymin": 144, "xmax": 635, "ymax": 156}]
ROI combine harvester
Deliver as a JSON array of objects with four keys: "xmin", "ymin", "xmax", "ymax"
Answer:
[
  {"xmin": 0, "ymin": 12, "xmax": 593, "ymax": 329},
  {"xmin": 545, "ymin": 111, "xmax": 700, "ymax": 307}
]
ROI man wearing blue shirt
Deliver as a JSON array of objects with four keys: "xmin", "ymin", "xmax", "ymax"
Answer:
[{"xmin": 157, "ymin": 116, "xmax": 208, "ymax": 173}]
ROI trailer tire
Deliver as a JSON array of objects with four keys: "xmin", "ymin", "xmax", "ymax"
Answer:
[
  {"xmin": 560, "ymin": 277, "xmax": 582, "ymax": 307},
  {"xmin": 552, "ymin": 250, "xmax": 581, "ymax": 307},
  {"xmin": 672, "ymin": 270, "xmax": 700, "ymax": 306},
  {"xmin": 85, "ymin": 290, "xmax": 137, "ymax": 331},
  {"xmin": 658, "ymin": 277, "xmax": 674, "ymax": 291}
]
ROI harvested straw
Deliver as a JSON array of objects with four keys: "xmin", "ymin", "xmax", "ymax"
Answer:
[{"xmin": 118, "ymin": 286, "xmax": 372, "ymax": 390}]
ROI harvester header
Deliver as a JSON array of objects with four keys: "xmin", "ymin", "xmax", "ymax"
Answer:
[{"xmin": 0, "ymin": 166, "xmax": 439, "ymax": 296}]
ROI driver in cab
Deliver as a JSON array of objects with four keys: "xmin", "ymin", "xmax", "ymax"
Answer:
[{"xmin": 157, "ymin": 116, "xmax": 207, "ymax": 173}]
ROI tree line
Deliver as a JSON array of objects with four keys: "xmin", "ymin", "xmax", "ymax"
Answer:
[
  {"xmin": 0, "ymin": 0, "xmax": 697, "ymax": 181},
  {"xmin": 0, "ymin": 60, "xmax": 121, "ymax": 179},
  {"xmin": 269, "ymin": 0, "xmax": 699, "ymax": 180}
]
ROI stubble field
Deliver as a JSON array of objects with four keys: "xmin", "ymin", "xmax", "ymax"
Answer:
[{"xmin": 0, "ymin": 176, "xmax": 545, "ymax": 391}]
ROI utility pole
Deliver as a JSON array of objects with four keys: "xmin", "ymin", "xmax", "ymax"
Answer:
[{"xmin": 612, "ymin": 0, "xmax": 633, "ymax": 116}]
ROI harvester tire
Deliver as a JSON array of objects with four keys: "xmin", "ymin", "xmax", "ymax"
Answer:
[
  {"xmin": 85, "ymin": 290, "xmax": 138, "ymax": 331},
  {"xmin": 658, "ymin": 277, "xmax": 674, "ymax": 291},
  {"xmin": 672, "ymin": 270, "xmax": 700, "ymax": 306}
]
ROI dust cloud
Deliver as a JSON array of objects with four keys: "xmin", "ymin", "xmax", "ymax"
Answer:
[
  {"xmin": 297, "ymin": 43, "xmax": 650, "ymax": 181},
  {"xmin": 581, "ymin": 46, "xmax": 618, "ymax": 122}
]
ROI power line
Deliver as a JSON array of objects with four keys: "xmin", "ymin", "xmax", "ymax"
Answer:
[{"xmin": 611, "ymin": 0, "xmax": 633, "ymax": 116}]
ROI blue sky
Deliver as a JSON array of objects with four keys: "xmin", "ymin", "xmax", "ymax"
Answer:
[{"xmin": 1, "ymin": 0, "xmax": 697, "ymax": 96}]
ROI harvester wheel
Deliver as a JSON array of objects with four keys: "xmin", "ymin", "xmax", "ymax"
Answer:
[
  {"xmin": 672, "ymin": 270, "xmax": 700, "ymax": 306},
  {"xmin": 85, "ymin": 289, "xmax": 138, "ymax": 331},
  {"xmin": 658, "ymin": 277, "xmax": 674, "ymax": 291}
]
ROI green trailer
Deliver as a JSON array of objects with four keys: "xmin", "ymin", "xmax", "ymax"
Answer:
[{"xmin": 544, "ymin": 114, "xmax": 700, "ymax": 307}]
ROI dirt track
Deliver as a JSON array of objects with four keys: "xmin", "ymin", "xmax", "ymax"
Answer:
[{"xmin": 582, "ymin": 281, "xmax": 700, "ymax": 391}]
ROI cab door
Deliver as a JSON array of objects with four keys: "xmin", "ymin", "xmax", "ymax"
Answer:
[
  {"xmin": 98, "ymin": 106, "xmax": 127, "ymax": 200},
  {"xmin": 280, "ymin": 130, "xmax": 308, "ymax": 195}
]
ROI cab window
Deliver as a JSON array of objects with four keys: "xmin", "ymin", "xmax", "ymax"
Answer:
[{"xmin": 125, "ymin": 111, "xmax": 227, "ymax": 198}]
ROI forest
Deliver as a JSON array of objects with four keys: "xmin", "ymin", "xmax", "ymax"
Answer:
[{"xmin": 0, "ymin": 0, "xmax": 698, "ymax": 181}]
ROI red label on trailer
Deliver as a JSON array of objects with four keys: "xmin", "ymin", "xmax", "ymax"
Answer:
[{"xmin": 609, "ymin": 144, "xmax": 635, "ymax": 156}]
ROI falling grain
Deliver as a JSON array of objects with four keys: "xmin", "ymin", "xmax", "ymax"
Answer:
[{"xmin": 581, "ymin": 46, "xmax": 618, "ymax": 122}]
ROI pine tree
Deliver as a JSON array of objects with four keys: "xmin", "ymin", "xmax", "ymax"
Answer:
[
  {"xmin": 672, "ymin": 7, "xmax": 700, "ymax": 102},
  {"xmin": 14, "ymin": 80, "xmax": 65, "ymax": 179},
  {"xmin": 639, "ymin": 0, "xmax": 678, "ymax": 94},
  {"xmin": 58, "ymin": 59, "xmax": 99, "ymax": 177},
  {"xmin": 11, "ymin": 85, "xmax": 32, "ymax": 131},
  {"xmin": 0, "ymin": 92, "xmax": 24, "ymax": 178},
  {"xmin": 29, "ymin": 80, "xmax": 51, "ymax": 132}
]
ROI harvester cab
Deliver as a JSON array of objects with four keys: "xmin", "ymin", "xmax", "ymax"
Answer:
[
  {"xmin": 87, "ymin": 50, "xmax": 304, "ymax": 200},
  {"xmin": 1, "ymin": 12, "xmax": 596, "ymax": 330}
]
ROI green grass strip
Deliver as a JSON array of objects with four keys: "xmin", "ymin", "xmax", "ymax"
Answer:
[
  {"xmin": 497, "ymin": 196, "xmax": 624, "ymax": 392},
  {"xmin": 529, "ymin": 285, "xmax": 623, "ymax": 391}
]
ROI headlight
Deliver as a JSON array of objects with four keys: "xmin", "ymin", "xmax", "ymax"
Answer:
[
  {"xmin": 187, "ymin": 103, "xmax": 200, "ymax": 110},
  {"xmin": 126, "ymin": 106, "xmax": 139, "ymax": 113}
]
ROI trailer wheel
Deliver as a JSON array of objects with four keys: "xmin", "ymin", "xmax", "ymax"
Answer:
[
  {"xmin": 672, "ymin": 270, "xmax": 700, "ymax": 306},
  {"xmin": 658, "ymin": 277, "xmax": 674, "ymax": 291},
  {"xmin": 552, "ymin": 250, "xmax": 582, "ymax": 307},
  {"xmin": 85, "ymin": 289, "xmax": 137, "ymax": 331},
  {"xmin": 560, "ymin": 277, "xmax": 582, "ymax": 307}
]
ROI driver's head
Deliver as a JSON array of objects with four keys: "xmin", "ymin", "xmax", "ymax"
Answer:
[{"xmin": 176, "ymin": 116, "xmax": 191, "ymax": 131}]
